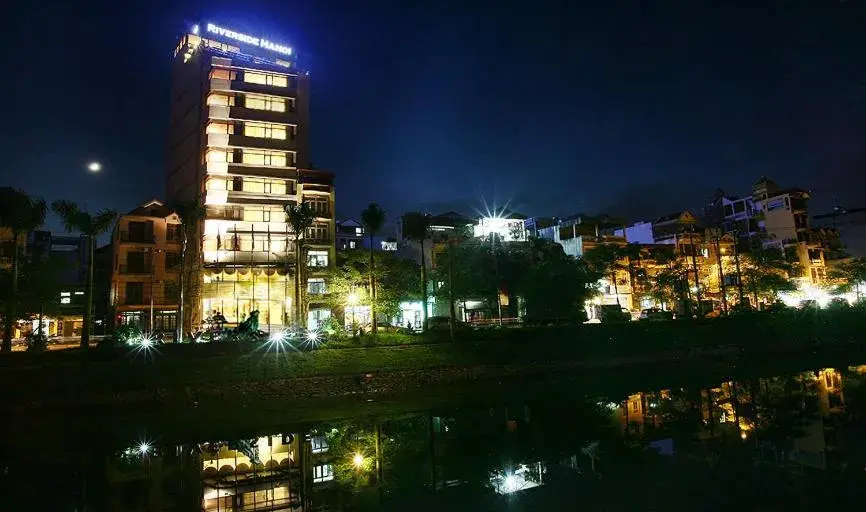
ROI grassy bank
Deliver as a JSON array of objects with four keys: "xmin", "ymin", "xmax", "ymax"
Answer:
[{"xmin": 0, "ymin": 308, "xmax": 863, "ymax": 396}]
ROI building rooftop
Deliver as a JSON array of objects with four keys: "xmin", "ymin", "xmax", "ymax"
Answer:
[{"xmin": 125, "ymin": 199, "xmax": 174, "ymax": 218}]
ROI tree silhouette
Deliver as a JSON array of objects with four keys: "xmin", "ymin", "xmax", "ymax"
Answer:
[
  {"xmin": 360, "ymin": 203, "xmax": 386, "ymax": 334},
  {"xmin": 0, "ymin": 188, "xmax": 47, "ymax": 352}
]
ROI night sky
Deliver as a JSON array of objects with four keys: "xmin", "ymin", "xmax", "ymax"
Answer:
[{"xmin": 6, "ymin": 0, "xmax": 866, "ymax": 234}]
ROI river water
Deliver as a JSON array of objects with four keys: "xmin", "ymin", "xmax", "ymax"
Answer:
[{"xmin": 3, "ymin": 361, "xmax": 866, "ymax": 510}]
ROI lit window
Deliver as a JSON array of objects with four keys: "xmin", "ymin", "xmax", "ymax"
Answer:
[
  {"xmin": 60, "ymin": 297, "xmax": 71, "ymax": 304},
  {"xmin": 209, "ymin": 68, "xmax": 236, "ymax": 80},
  {"xmin": 244, "ymin": 71, "xmax": 288, "ymax": 87},
  {"xmin": 206, "ymin": 178, "xmax": 228, "ymax": 191},
  {"xmin": 245, "ymin": 94, "xmax": 286, "ymax": 112},
  {"xmin": 206, "ymin": 93, "xmax": 235, "ymax": 106},
  {"xmin": 241, "ymin": 178, "xmax": 288, "ymax": 195},
  {"xmin": 74, "ymin": 291, "xmax": 84, "ymax": 295},
  {"xmin": 60, "ymin": 292, "xmax": 71, "ymax": 297},
  {"xmin": 206, "ymin": 122, "xmax": 234, "ymax": 135},
  {"xmin": 241, "ymin": 149, "xmax": 287, "ymax": 167},
  {"xmin": 311, "ymin": 436, "xmax": 329, "ymax": 453},
  {"xmin": 313, "ymin": 464, "xmax": 334, "ymax": 483},
  {"xmin": 355, "ymin": 227, "xmax": 363, "ymax": 235},
  {"xmin": 206, "ymin": 149, "xmax": 233, "ymax": 163},
  {"xmin": 307, "ymin": 250, "xmax": 328, "ymax": 267},
  {"xmin": 349, "ymin": 240, "xmax": 356, "ymax": 249},
  {"xmin": 244, "ymin": 122, "xmax": 287, "ymax": 140},
  {"xmin": 307, "ymin": 278, "xmax": 326, "ymax": 295}
]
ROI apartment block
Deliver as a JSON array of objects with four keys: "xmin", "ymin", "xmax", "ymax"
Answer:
[{"xmin": 109, "ymin": 200, "xmax": 182, "ymax": 333}]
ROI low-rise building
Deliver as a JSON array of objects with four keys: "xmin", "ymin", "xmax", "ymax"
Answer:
[{"xmin": 109, "ymin": 199, "xmax": 183, "ymax": 333}]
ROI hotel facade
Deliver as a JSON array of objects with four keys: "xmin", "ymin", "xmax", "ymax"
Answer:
[{"xmin": 167, "ymin": 23, "xmax": 335, "ymax": 332}]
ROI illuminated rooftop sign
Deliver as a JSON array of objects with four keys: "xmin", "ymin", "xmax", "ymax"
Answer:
[{"xmin": 204, "ymin": 23, "xmax": 293, "ymax": 56}]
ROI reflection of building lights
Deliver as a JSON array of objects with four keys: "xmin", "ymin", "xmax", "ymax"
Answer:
[{"xmin": 352, "ymin": 453, "xmax": 365, "ymax": 468}]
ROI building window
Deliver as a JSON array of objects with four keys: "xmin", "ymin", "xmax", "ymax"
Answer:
[
  {"xmin": 306, "ymin": 225, "xmax": 329, "ymax": 243},
  {"xmin": 312, "ymin": 464, "xmax": 334, "ymax": 483},
  {"xmin": 241, "ymin": 149, "xmax": 288, "ymax": 167},
  {"xmin": 165, "ymin": 251, "xmax": 182, "ymax": 270},
  {"xmin": 355, "ymin": 227, "xmax": 363, "ymax": 236},
  {"xmin": 304, "ymin": 198, "xmax": 329, "ymax": 216},
  {"xmin": 244, "ymin": 122, "xmax": 287, "ymax": 140},
  {"xmin": 307, "ymin": 250, "xmax": 328, "ymax": 267},
  {"xmin": 232, "ymin": 177, "xmax": 243, "ymax": 191},
  {"xmin": 244, "ymin": 71, "xmax": 288, "ymax": 87},
  {"xmin": 206, "ymin": 149, "xmax": 234, "ymax": 163},
  {"xmin": 349, "ymin": 240, "xmax": 356, "ymax": 249},
  {"xmin": 126, "ymin": 282, "xmax": 144, "ymax": 305},
  {"xmin": 206, "ymin": 121, "xmax": 234, "ymax": 135},
  {"xmin": 166, "ymin": 224, "xmax": 182, "ymax": 242},
  {"xmin": 206, "ymin": 93, "xmax": 235, "ymax": 106},
  {"xmin": 241, "ymin": 178, "xmax": 288, "ymax": 195},
  {"xmin": 164, "ymin": 281, "xmax": 179, "ymax": 302},
  {"xmin": 308, "ymin": 278, "xmax": 326, "ymax": 295},
  {"xmin": 245, "ymin": 94, "xmax": 286, "ymax": 112},
  {"xmin": 381, "ymin": 241, "xmax": 397, "ymax": 251},
  {"xmin": 311, "ymin": 436, "xmax": 329, "ymax": 454},
  {"xmin": 209, "ymin": 68, "xmax": 237, "ymax": 81},
  {"xmin": 307, "ymin": 309, "xmax": 331, "ymax": 330}
]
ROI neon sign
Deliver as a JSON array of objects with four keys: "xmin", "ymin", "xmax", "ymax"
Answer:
[{"xmin": 205, "ymin": 23, "xmax": 293, "ymax": 56}]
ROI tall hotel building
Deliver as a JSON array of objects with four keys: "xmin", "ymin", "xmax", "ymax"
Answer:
[{"xmin": 167, "ymin": 22, "xmax": 335, "ymax": 331}]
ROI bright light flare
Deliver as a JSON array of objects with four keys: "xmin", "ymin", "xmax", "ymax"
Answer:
[
  {"xmin": 346, "ymin": 292, "xmax": 359, "ymax": 306},
  {"xmin": 352, "ymin": 453, "xmax": 365, "ymax": 468},
  {"xmin": 87, "ymin": 161, "xmax": 102, "ymax": 172},
  {"xmin": 138, "ymin": 442, "xmax": 151, "ymax": 455},
  {"xmin": 502, "ymin": 474, "xmax": 520, "ymax": 493}
]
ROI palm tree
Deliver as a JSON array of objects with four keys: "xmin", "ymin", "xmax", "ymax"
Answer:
[
  {"xmin": 360, "ymin": 203, "xmax": 386, "ymax": 335},
  {"xmin": 0, "ymin": 188, "xmax": 47, "ymax": 352},
  {"xmin": 51, "ymin": 200, "xmax": 117, "ymax": 349},
  {"xmin": 286, "ymin": 201, "xmax": 315, "ymax": 327},
  {"xmin": 401, "ymin": 212, "xmax": 431, "ymax": 331},
  {"xmin": 168, "ymin": 200, "xmax": 206, "ymax": 342}
]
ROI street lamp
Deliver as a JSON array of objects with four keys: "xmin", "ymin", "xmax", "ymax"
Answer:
[
  {"xmin": 352, "ymin": 452, "xmax": 365, "ymax": 469},
  {"xmin": 347, "ymin": 291, "xmax": 359, "ymax": 336}
]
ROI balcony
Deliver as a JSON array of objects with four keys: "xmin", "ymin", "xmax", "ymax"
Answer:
[
  {"xmin": 228, "ymin": 106, "xmax": 298, "ymax": 125},
  {"xmin": 119, "ymin": 231, "xmax": 155, "ymax": 244},
  {"xmin": 228, "ymin": 79, "xmax": 298, "ymax": 97},
  {"xmin": 228, "ymin": 134, "xmax": 297, "ymax": 151},
  {"xmin": 119, "ymin": 295, "xmax": 148, "ymax": 306},
  {"xmin": 119, "ymin": 264, "xmax": 152, "ymax": 275}
]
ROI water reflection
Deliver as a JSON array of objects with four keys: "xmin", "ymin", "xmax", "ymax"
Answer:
[{"xmin": 5, "ymin": 365, "xmax": 866, "ymax": 509}]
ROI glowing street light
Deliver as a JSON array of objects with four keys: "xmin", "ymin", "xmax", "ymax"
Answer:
[
  {"xmin": 352, "ymin": 452, "xmax": 365, "ymax": 468},
  {"xmin": 87, "ymin": 161, "xmax": 102, "ymax": 172},
  {"xmin": 138, "ymin": 442, "xmax": 151, "ymax": 455}
]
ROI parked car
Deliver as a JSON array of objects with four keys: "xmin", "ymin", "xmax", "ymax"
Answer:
[
  {"xmin": 598, "ymin": 305, "xmax": 632, "ymax": 323},
  {"xmin": 424, "ymin": 316, "xmax": 471, "ymax": 331},
  {"xmin": 639, "ymin": 308, "xmax": 673, "ymax": 321}
]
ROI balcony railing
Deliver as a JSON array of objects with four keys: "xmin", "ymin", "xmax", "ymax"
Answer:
[{"xmin": 119, "ymin": 231, "xmax": 155, "ymax": 244}]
